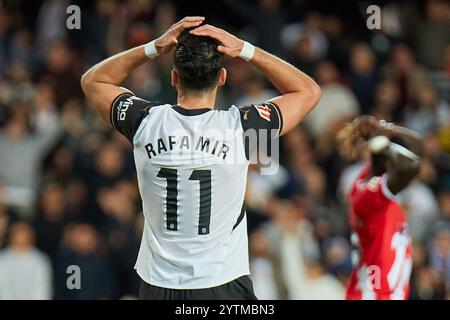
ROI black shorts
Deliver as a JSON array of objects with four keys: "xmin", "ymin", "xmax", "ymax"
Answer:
[{"xmin": 139, "ymin": 276, "xmax": 258, "ymax": 300}]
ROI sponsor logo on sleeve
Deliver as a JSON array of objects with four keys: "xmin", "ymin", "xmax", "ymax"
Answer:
[
  {"xmin": 254, "ymin": 104, "xmax": 271, "ymax": 122},
  {"xmin": 356, "ymin": 176, "xmax": 381, "ymax": 193},
  {"xmin": 118, "ymin": 96, "xmax": 138, "ymax": 121}
]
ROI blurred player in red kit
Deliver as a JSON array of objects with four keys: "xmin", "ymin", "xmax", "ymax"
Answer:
[{"xmin": 337, "ymin": 116, "xmax": 422, "ymax": 300}]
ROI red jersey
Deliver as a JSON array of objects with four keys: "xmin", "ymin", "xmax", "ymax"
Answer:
[{"xmin": 346, "ymin": 166, "xmax": 413, "ymax": 300}]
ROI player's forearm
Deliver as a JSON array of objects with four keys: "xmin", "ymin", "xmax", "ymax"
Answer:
[
  {"xmin": 385, "ymin": 144, "xmax": 420, "ymax": 194},
  {"xmin": 81, "ymin": 45, "xmax": 148, "ymax": 89},
  {"xmin": 371, "ymin": 135, "xmax": 420, "ymax": 171},
  {"xmin": 250, "ymin": 47, "xmax": 321, "ymax": 98},
  {"xmin": 249, "ymin": 47, "xmax": 320, "ymax": 134},
  {"xmin": 369, "ymin": 135, "xmax": 420, "ymax": 193},
  {"xmin": 80, "ymin": 45, "xmax": 150, "ymax": 122},
  {"xmin": 389, "ymin": 124, "xmax": 423, "ymax": 155}
]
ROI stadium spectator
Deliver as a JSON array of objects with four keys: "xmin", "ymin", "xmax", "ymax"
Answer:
[
  {"xmin": 404, "ymin": 83, "xmax": 450, "ymax": 135},
  {"xmin": 280, "ymin": 218, "xmax": 345, "ymax": 300},
  {"xmin": 282, "ymin": 12, "xmax": 329, "ymax": 62},
  {"xmin": 249, "ymin": 230, "xmax": 283, "ymax": 300},
  {"xmin": 347, "ymin": 43, "xmax": 379, "ymax": 114},
  {"xmin": 33, "ymin": 183, "xmax": 66, "ymax": 264},
  {"xmin": 305, "ymin": 61, "xmax": 359, "ymax": 138},
  {"xmin": 371, "ymin": 79, "xmax": 401, "ymax": 121},
  {"xmin": 226, "ymin": 0, "xmax": 285, "ymax": 56},
  {"xmin": 0, "ymin": 221, "xmax": 53, "ymax": 299},
  {"xmin": 234, "ymin": 71, "xmax": 277, "ymax": 107},
  {"xmin": 429, "ymin": 227, "xmax": 450, "ymax": 286},
  {"xmin": 400, "ymin": 179, "xmax": 440, "ymax": 242},
  {"xmin": 54, "ymin": 223, "xmax": 118, "ymax": 299},
  {"xmin": 410, "ymin": 266, "xmax": 447, "ymax": 300},
  {"xmin": 382, "ymin": 43, "xmax": 429, "ymax": 110},
  {"xmin": 0, "ymin": 101, "xmax": 60, "ymax": 215},
  {"xmin": 411, "ymin": 0, "xmax": 450, "ymax": 70}
]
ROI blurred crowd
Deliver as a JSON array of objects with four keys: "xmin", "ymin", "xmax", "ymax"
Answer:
[{"xmin": 0, "ymin": 0, "xmax": 449, "ymax": 300}]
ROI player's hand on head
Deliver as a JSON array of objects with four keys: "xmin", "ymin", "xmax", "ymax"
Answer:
[
  {"xmin": 356, "ymin": 117, "xmax": 396, "ymax": 138},
  {"xmin": 155, "ymin": 16, "xmax": 205, "ymax": 54},
  {"xmin": 375, "ymin": 119, "xmax": 397, "ymax": 137},
  {"xmin": 189, "ymin": 24, "xmax": 244, "ymax": 58}
]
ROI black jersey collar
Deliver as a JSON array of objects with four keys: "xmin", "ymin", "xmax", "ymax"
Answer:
[{"xmin": 172, "ymin": 105, "xmax": 212, "ymax": 116}]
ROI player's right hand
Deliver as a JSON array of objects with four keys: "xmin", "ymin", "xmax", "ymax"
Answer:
[
  {"xmin": 189, "ymin": 24, "xmax": 244, "ymax": 58},
  {"xmin": 352, "ymin": 115, "xmax": 378, "ymax": 140},
  {"xmin": 155, "ymin": 16, "xmax": 205, "ymax": 54}
]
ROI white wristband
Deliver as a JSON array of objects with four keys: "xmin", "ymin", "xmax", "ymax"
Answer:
[
  {"xmin": 239, "ymin": 41, "xmax": 255, "ymax": 62},
  {"xmin": 368, "ymin": 136, "xmax": 390, "ymax": 154},
  {"xmin": 144, "ymin": 40, "xmax": 159, "ymax": 59}
]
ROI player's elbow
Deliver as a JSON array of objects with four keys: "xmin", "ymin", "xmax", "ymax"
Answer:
[
  {"xmin": 303, "ymin": 80, "xmax": 321, "ymax": 109},
  {"xmin": 309, "ymin": 81, "xmax": 321, "ymax": 105},
  {"xmin": 407, "ymin": 158, "xmax": 420, "ymax": 177},
  {"xmin": 399, "ymin": 157, "xmax": 421, "ymax": 180},
  {"xmin": 80, "ymin": 72, "xmax": 91, "ymax": 93},
  {"xmin": 80, "ymin": 69, "xmax": 96, "ymax": 95}
]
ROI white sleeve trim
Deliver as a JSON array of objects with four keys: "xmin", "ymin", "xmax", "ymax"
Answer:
[
  {"xmin": 270, "ymin": 102, "xmax": 282, "ymax": 138},
  {"xmin": 381, "ymin": 173, "xmax": 397, "ymax": 200}
]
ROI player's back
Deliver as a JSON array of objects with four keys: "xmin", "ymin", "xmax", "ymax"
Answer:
[
  {"xmin": 110, "ymin": 92, "xmax": 282, "ymax": 289},
  {"xmin": 132, "ymin": 103, "xmax": 250, "ymax": 289}
]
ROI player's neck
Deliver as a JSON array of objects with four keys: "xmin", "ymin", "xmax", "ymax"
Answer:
[{"xmin": 177, "ymin": 89, "xmax": 217, "ymax": 110}]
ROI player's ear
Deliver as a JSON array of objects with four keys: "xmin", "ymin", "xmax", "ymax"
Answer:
[
  {"xmin": 171, "ymin": 69, "xmax": 179, "ymax": 87},
  {"xmin": 217, "ymin": 68, "xmax": 227, "ymax": 87}
]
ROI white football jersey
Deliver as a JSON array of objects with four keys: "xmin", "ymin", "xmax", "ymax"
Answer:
[{"xmin": 111, "ymin": 93, "xmax": 282, "ymax": 289}]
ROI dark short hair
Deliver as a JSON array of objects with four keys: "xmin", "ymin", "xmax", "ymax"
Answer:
[{"xmin": 173, "ymin": 29, "xmax": 224, "ymax": 92}]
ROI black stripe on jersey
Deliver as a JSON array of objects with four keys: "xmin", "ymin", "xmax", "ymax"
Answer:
[{"xmin": 232, "ymin": 204, "xmax": 246, "ymax": 231}]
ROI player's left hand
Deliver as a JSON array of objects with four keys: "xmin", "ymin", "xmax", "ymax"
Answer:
[
  {"xmin": 155, "ymin": 16, "xmax": 205, "ymax": 54},
  {"xmin": 375, "ymin": 119, "xmax": 396, "ymax": 136},
  {"xmin": 352, "ymin": 115, "xmax": 378, "ymax": 140},
  {"xmin": 189, "ymin": 24, "xmax": 244, "ymax": 58}
]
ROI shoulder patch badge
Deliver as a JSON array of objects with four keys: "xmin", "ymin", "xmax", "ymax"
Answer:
[{"xmin": 254, "ymin": 104, "xmax": 271, "ymax": 122}]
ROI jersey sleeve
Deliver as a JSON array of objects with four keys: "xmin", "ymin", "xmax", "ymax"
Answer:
[
  {"xmin": 110, "ymin": 92, "xmax": 156, "ymax": 143},
  {"xmin": 350, "ymin": 172, "xmax": 396, "ymax": 219},
  {"xmin": 239, "ymin": 102, "xmax": 283, "ymax": 160}
]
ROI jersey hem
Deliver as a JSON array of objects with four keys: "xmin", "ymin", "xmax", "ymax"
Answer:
[{"xmin": 135, "ymin": 268, "xmax": 251, "ymax": 290}]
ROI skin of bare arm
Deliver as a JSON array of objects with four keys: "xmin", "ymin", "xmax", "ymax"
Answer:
[
  {"xmin": 353, "ymin": 115, "xmax": 423, "ymax": 154},
  {"xmin": 380, "ymin": 142, "xmax": 420, "ymax": 195},
  {"xmin": 354, "ymin": 116, "xmax": 422, "ymax": 194}
]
